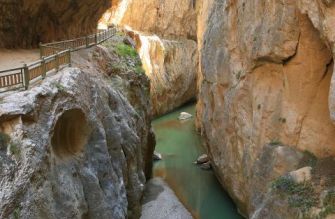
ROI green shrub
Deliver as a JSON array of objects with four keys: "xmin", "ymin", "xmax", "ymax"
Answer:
[
  {"xmin": 134, "ymin": 65, "xmax": 145, "ymax": 75},
  {"xmin": 301, "ymin": 150, "xmax": 318, "ymax": 168},
  {"xmin": 0, "ymin": 132, "xmax": 10, "ymax": 149},
  {"xmin": 269, "ymin": 139, "xmax": 283, "ymax": 146},
  {"xmin": 319, "ymin": 190, "xmax": 335, "ymax": 218},
  {"xmin": 52, "ymin": 82, "xmax": 65, "ymax": 91},
  {"xmin": 272, "ymin": 176, "xmax": 318, "ymax": 214},
  {"xmin": 9, "ymin": 142, "xmax": 21, "ymax": 158},
  {"xmin": 13, "ymin": 207, "xmax": 20, "ymax": 219},
  {"xmin": 115, "ymin": 43, "xmax": 138, "ymax": 58}
]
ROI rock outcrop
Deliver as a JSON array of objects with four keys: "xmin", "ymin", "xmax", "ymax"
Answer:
[
  {"xmin": 136, "ymin": 34, "xmax": 197, "ymax": 116},
  {"xmin": 0, "ymin": 39, "xmax": 154, "ymax": 219},
  {"xmin": 105, "ymin": 0, "xmax": 199, "ymax": 117},
  {"xmin": 0, "ymin": 0, "xmax": 111, "ymax": 48},
  {"xmin": 196, "ymin": 0, "xmax": 335, "ymax": 218},
  {"xmin": 140, "ymin": 178, "xmax": 193, "ymax": 219},
  {"xmin": 111, "ymin": 0, "xmax": 197, "ymax": 40}
]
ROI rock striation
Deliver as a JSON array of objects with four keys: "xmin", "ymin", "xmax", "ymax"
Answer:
[
  {"xmin": 196, "ymin": 0, "xmax": 335, "ymax": 218},
  {"xmin": 136, "ymin": 34, "xmax": 197, "ymax": 116},
  {"xmin": 0, "ymin": 0, "xmax": 111, "ymax": 48},
  {"xmin": 111, "ymin": 0, "xmax": 197, "ymax": 40},
  {"xmin": 0, "ymin": 41, "xmax": 154, "ymax": 219}
]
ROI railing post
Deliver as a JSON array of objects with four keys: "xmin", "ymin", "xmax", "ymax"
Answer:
[
  {"xmin": 39, "ymin": 42, "xmax": 43, "ymax": 58},
  {"xmin": 41, "ymin": 57, "xmax": 46, "ymax": 79},
  {"xmin": 85, "ymin": 36, "xmax": 89, "ymax": 47},
  {"xmin": 95, "ymin": 34, "xmax": 97, "ymax": 45},
  {"xmin": 23, "ymin": 64, "xmax": 30, "ymax": 90},
  {"xmin": 68, "ymin": 50, "xmax": 72, "ymax": 67},
  {"xmin": 55, "ymin": 53, "xmax": 60, "ymax": 71}
]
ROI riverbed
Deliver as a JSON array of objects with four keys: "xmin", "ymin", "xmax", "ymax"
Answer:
[{"xmin": 152, "ymin": 103, "xmax": 243, "ymax": 219}]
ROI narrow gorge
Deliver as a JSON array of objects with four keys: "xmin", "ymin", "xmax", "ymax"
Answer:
[{"xmin": 0, "ymin": 0, "xmax": 334, "ymax": 219}]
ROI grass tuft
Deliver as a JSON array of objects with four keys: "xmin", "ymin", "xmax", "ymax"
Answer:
[
  {"xmin": 269, "ymin": 139, "xmax": 283, "ymax": 146},
  {"xmin": 0, "ymin": 132, "xmax": 10, "ymax": 150},
  {"xmin": 134, "ymin": 65, "xmax": 145, "ymax": 75},
  {"xmin": 8, "ymin": 141, "xmax": 21, "ymax": 159},
  {"xmin": 115, "ymin": 43, "xmax": 138, "ymax": 58},
  {"xmin": 319, "ymin": 190, "xmax": 335, "ymax": 218},
  {"xmin": 272, "ymin": 176, "xmax": 318, "ymax": 214}
]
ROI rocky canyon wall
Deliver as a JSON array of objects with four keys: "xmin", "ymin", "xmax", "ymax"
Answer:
[
  {"xmin": 197, "ymin": 0, "xmax": 335, "ymax": 218},
  {"xmin": 0, "ymin": 0, "xmax": 111, "ymax": 48},
  {"xmin": 108, "ymin": 0, "xmax": 198, "ymax": 117},
  {"xmin": 0, "ymin": 40, "xmax": 154, "ymax": 219}
]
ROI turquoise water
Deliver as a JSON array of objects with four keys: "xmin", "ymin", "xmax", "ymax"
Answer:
[{"xmin": 152, "ymin": 104, "xmax": 243, "ymax": 219}]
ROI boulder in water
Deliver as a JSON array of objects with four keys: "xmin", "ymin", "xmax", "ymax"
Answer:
[
  {"xmin": 196, "ymin": 154, "xmax": 209, "ymax": 164},
  {"xmin": 178, "ymin": 112, "xmax": 193, "ymax": 120},
  {"xmin": 153, "ymin": 151, "xmax": 162, "ymax": 161}
]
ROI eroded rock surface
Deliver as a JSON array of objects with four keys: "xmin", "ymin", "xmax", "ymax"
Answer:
[
  {"xmin": 137, "ymin": 34, "xmax": 197, "ymax": 116},
  {"xmin": 0, "ymin": 42, "xmax": 154, "ymax": 219},
  {"xmin": 111, "ymin": 0, "xmax": 197, "ymax": 40},
  {"xmin": 196, "ymin": 0, "xmax": 335, "ymax": 218},
  {"xmin": 0, "ymin": 0, "xmax": 111, "ymax": 48},
  {"xmin": 106, "ymin": 0, "xmax": 199, "ymax": 117}
]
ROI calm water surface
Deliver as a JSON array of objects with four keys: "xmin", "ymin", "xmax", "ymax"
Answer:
[{"xmin": 152, "ymin": 104, "xmax": 243, "ymax": 219}]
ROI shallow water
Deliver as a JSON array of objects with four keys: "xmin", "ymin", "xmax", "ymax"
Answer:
[{"xmin": 152, "ymin": 103, "xmax": 243, "ymax": 219}]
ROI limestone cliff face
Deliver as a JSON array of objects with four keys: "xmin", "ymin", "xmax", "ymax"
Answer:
[
  {"xmin": 0, "ymin": 0, "xmax": 111, "ymax": 48},
  {"xmin": 112, "ymin": 0, "xmax": 197, "ymax": 40},
  {"xmin": 109, "ymin": 0, "xmax": 198, "ymax": 116},
  {"xmin": 136, "ymin": 34, "xmax": 197, "ymax": 117},
  {"xmin": 0, "ymin": 44, "xmax": 154, "ymax": 219},
  {"xmin": 197, "ymin": 0, "xmax": 335, "ymax": 218}
]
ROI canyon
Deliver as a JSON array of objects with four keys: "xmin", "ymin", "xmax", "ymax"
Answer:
[{"xmin": 0, "ymin": 0, "xmax": 335, "ymax": 219}]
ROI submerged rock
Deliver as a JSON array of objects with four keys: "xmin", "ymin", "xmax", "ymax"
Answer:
[
  {"xmin": 141, "ymin": 178, "xmax": 193, "ymax": 219},
  {"xmin": 200, "ymin": 161, "xmax": 212, "ymax": 170},
  {"xmin": 153, "ymin": 151, "xmax": 162, "ymax": 161},
  {"xmin": 178, "ymin": 112, "xmax": 193, "ymax": 121},
  {"xmin": 196, "ymin": 154, "xmax": 209, "ymax": 164}
]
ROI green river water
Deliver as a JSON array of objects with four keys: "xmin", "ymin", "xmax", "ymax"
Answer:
[{"xmin": 152, "ymin": 103, "xmax": 243, "ymax": 219}]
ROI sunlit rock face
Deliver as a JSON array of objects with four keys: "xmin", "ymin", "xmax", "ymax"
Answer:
[
  {"xmin": 0, "ymin": 44, "xmax": 154, "ymax": 219},
  {"xmin": 107, "ymin": 0, "xmax": 199, "ymax": 116},
  {"xmin": 135, "ymin": 33, "xmax": 197, "ymax": 117},
  {"xmin": 111, "ymin": 0, "xmax": 197, "ymax": 40},
  {"xmin": 0, "ymin": 0, "xmax": 111, "ymax": 48},
  {"xmin": 197, "ymin": 0, "xmax": 335, "ymax": 218}
]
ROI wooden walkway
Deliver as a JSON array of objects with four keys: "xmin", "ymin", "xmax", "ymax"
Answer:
[
  {"xmin": 0, "ymin": 28, "xmax": 116, "ymax": 93},
  {"xmin": 0, "ymin": 49, "xmax": 39, "ymax": 71}
]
